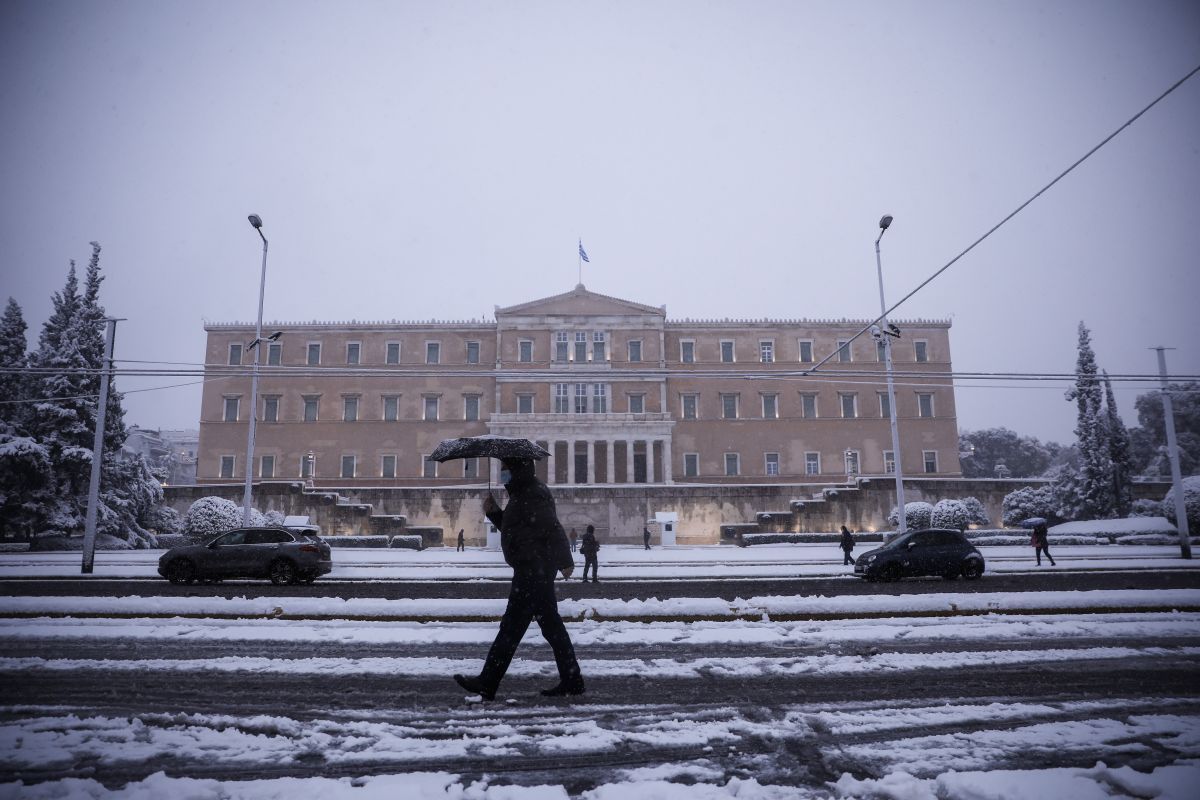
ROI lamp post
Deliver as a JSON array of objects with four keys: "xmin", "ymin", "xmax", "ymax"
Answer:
[
  {"xmin": 241, "ymin": 214, "xmax": 269, "ymax": 525},
  {"xmin": 875, "ymin": 214, "xmax": 908, "ymax": 533}
]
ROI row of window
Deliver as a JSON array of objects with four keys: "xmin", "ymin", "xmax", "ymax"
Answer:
[
  {"xmin": 220, "ymin": 387, "xmax": 938, "ymax": 423},
  {"xmin": 216, "ymin": 449, "xmax": 942, "ymax": 480},
  {"xmin": 226, "ymin": 337, "xmax": 932, "ymax": 367}
]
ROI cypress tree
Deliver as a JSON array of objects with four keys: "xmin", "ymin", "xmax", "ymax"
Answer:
[
  {"xmin": 1063, "ymin": 322, "xmax": 1115, "ymax": 518},
  {"xmin": 0, "ymin": 298, "xmax": 29, "ymax": 425},
  {"xmin": 1103, "ymin": 371, "xmax": 1134, "ymax": 517}
]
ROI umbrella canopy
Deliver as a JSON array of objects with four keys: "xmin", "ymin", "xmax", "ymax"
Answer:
[
  {"xmin": 1018, "ymin": 517, "xmax": 1048, "ymax": 528},
  {"xmin": 428, "ymin": 435, "xmax": 550, "ymax": 463}
]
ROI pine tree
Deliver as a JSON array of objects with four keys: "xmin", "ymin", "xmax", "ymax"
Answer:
[
  {"xmin": 1103, "ymin": 371, "xmax": 1134, "ymax": 516},
  {"xmin": 0, "ymin": 298, "xmax": 29, "ymax": 426},
  {"xmin": 1063, "ymin": 322, "xmax": 1115, "ymax": 518}
]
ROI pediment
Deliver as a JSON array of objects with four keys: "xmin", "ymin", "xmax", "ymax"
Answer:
[{"xmin": 496, "ymin": 284, "xmax": 664, "ymax": 319}]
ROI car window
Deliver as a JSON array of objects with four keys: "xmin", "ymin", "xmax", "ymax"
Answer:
[
  {"xmin": 214, "ymin": 530, "xmax": 247, "ymax": 546},
  {"xmin": 910, "ymin": 532, "xmax": 936, "ymax": 548},
  {"xmin": 935, "ymin": 531, "xmax": 963, "ymax": 546},
  {"xmin": 263, "ymin": 530, "xmax": 293, "ymax": 544}
]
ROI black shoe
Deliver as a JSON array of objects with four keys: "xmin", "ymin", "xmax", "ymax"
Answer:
[
  {"xmin": 540, "ymin": 678, "xmax": 586, "ymax": 697},
  {"xmin": 454, "ymin": 674, "xmax": 495, "ymax": 701}
]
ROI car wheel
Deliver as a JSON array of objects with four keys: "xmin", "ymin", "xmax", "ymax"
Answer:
[
  {"xmin": 301, "ymin": 575, "xmax": 316, "ymax": 585},
  {"xmin": 269, "ymin": 558, "xmax": 298, "ymax": 585},
  {"xmin": 165, "ymin": 559, "xmax": 196, "ymax": 585},
  {"xmin": 942, "ymin": 569, "xmax": 960, "ymax": 581},
  {"xmin": 963, "ymin": 561, "xmax": 984, "ymax": 580},
  {"xmin": 880, "ymin": 563, "xmax": 902, "ymax": 583}
]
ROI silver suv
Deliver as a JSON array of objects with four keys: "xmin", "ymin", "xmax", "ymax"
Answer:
[{"xmin": 158, "ymin": 526, "xmax": 333, "ymax": 585}]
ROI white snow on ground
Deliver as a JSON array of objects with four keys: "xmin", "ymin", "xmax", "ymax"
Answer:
[{"xmin": 1051, "ymin": 517, "xmax": 1178, "ymax": 535}]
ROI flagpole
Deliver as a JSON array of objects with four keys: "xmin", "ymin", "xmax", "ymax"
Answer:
[{"xmin": 577, "ymin": 238, "xmax": 582, "ymax": 285}]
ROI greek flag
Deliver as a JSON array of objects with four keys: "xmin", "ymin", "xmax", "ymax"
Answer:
[{"xmin": 578, "ymin": 240, "xmax": 589, "ymax": 262}]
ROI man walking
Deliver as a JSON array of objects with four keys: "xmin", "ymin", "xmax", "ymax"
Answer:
[
  {"xmin": 839, "ymin": 525, "xmax": 856, "ymax": 566},
  {"xmin": 581, "ymin": 524, "xmax": 600, "ymax": 582},
  {"xmin": 454, "ymin": 457, "xmax": 584, "ymax": 701},
  {"xmin": 569, "ymin": 527, "xmax": 578, "ymax": 553},
  {"xmin": 643, "ymin": 526, "xmax": 652, "ymax": 550},
  {"xmin": 456, "ymin": 528, "xmax": 465, "ymax": 552},
  {"xmin": 1031, "ymin": 522, "xmax": 1056, "ymax": 566}
]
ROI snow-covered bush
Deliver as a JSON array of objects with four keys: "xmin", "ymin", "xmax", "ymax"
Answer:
[
  {"xmin": 888, "ymin": 501, "xmax": 932, "ymax": 529},
  {"xmin": 326, "ymin": 535, "xmax": 389, "ymax": 547},
  {"xmin": 141, "ymin": 503, "xmax": 182, "ymax": 535},
  {"xmin": 1128, "ymin": 498, "xmax": 1162, "ymax": 517},
  {"xmin": 1002, "ymin": 485, "xmax": 1059, "ymax": 526},
  {"xmin": 960, "ymin": 496, "xmax": 990, "ymax": 526},
  {"xmin": 263, "ymin": 510, "xmax": 285, "ymax": 526},
  {"xmin": 184, "ymin": 497, "xmax": 241, "ymax": 539},
  {"xmin": 1116, "ymin": 534, "xmax": 1200, "ymax": 546},
  {"xmin": 1161, "ymin": 476, "xmax": 1200, "ymax": 532},
  {"xmin": 931, "ymin": 499, "xmax": 969, "ymax": 530},
  {"xmin": 389, "ymin": 535, "xmax": 424, "ymax": 550}
]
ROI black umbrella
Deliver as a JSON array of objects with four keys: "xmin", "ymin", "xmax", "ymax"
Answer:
[
  {"xmin": 428, "ymin": 435, "xmax": 550, "ymax": 463},
  {"xmin": 1018, "ymin": 517, "xmax": 1048, "ymax": 529}
]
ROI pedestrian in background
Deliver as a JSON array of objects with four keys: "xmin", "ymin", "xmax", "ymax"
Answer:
[
  {"xmin": 569, "ymin": 527, "xmax": 578, "ymax": 553},
  {"xmin": 581, "ymin": 524, "xmax": 600, "ymax": 582},
  {"xmin": 1031, "ymin": 522, "xmax": 1056, "ymax": 566},
  {"xmin": 456, "ymin": 529, "xmax": 465, "ymax": 552},
  {"xmin": 839, "ymin": 525, "xmax": 856, "ymax": 566},
  {"xmin": 643, "ymin": 526, "xmax": 652, "ymax": 550}
]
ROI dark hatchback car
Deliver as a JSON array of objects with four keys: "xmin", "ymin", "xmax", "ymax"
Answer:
[
  {"xmin": 158, "ymin": 526, "xmax": 332, "ymax": 585},
  {"xmin": 854, "ymin": 528, "xmax": 985, "ymax": 582}
]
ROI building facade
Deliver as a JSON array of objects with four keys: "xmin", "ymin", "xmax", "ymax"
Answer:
[{"xmin": 197, "ymin": 285, "xmax": 961, "ymax": 487}]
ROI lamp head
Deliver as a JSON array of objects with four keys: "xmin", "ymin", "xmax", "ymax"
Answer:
[
  {"xmin": 248, "ymin": 214, "xmax": 263, "ymax": 229},
  {"xmin": 879, "ymin": 215, "xmax": 893, "ymax": 231},
  {"xmin": 266, "ymin": 331, "xmax": 283, "ymax": 341}
]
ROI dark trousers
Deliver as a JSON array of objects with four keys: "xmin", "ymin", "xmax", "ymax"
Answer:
[
  {"xmin": 842, "ymin": 549, "xmax": 855, "ymax": 565},
  {"xmin": 1035, "ymin": 545, "xmax": 1055, "ymax": 565},
  {"xmin": 583, "ymin": 554, "xmax": 598, "ymax": 581},
  {"xmin": 457, "ymin": 540, "xmax": 465, "ymax": 552},
  {"xmin": 480, "ymin": 564, "xmax": 581, "ymax": 692},
  {"xmin": 643, "ymin": 538, "xmax": 651, "ymax": 550}
]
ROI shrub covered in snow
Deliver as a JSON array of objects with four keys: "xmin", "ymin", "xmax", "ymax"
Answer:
[
  {"xmin": 184, "ymin": 497, "xmax": 241, "ymax": 539},
  {"xmin": 263, "ymin": 510, "xmax": 285, "ymax": 526},
  {"xmin": 1128, "ymin": 498, "xmax": 1162, "ymax": 517},
  {"xmin": 888, "ymin": 501, "xmax": 932, "ymax": 529},
  {"xmin": 960, "ymin": 496, "xmax": 990, "ymax": 526},
  {"xmin": 1160, "ymin": 475, "xmax": 1200, "ymax": 532},
  {"xmin": 931, "ymin": 499, "xmax": 969, "ymax": 530},
  {"xmin": 1116, "ymin": 534, "xmax": 1200, "ymax": 546},
  {"xmin": 1002, "ymin": 485, "xmax": 1059, "ymax": 526},
  {"xmin": 389, "ymin": 535, "xmax": 425, "ymax": 550},
  {"xmin": 326, "ymin": 535, "xmax": 389, "ymax": 548},
  {"xmin": 1050, "ymin": 517, "xmax": 1177, "ymax": 537},
  {"xmin": 29, "ymin": 533, "xmax": 133, "ymax": 551}
]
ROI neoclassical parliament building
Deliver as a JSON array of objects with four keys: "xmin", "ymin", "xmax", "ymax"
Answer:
[{"xmin": 197, "ymin": 285, "xmax": 961, "ymax": 489}]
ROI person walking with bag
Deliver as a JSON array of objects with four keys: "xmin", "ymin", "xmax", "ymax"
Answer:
[
  {"xmin": 580, "ymin": 524, "xmax": 600, "ymax": 583},
  {"xmin": 453, "ymin": 457, "xmax": 584, "ymax": 701},
  {"xmin": 1031, "ymin": 522, "xmax": 1056, "ymax": 566},
  {"xmin": 839, "ymin": 525, "xmax": 856, "ymax": 566}
]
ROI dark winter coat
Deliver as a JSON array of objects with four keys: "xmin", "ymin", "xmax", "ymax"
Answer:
[
  {"xmin": 580, "ymin": 531, "xmax": 599, "ymax": 556},
  {"xmin": 1031, "ymin": 524, "xmax": 1049, "ymax": 548},
  {"xmin": 484, "ymin": 460, "xmax": 573, "ymax": 571},
  {"xmin": 840, "ymin": 529, "xmax": 855, "ymax": 552}
]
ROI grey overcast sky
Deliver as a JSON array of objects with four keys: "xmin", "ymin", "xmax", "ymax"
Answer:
[{"xmin": 2, "ymin": 0, "xmax": 1198, "ymax": 444}]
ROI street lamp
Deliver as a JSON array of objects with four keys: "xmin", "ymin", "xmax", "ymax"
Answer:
[
  {"xmin": 241, "ymin": 214, "xmax": 269, "ymax": 525},
  {"xmin": 875, "ymin": 214, "xmax": 908, "ymax": 533}
]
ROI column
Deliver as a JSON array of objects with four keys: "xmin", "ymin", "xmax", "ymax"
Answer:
[
  {"xmin": 568, "ymin": 440, "xmax": 577, "ymax": 484},
  {"xmin": 546, "ymin": 439, "xmax": 556, "ymax": 485},
  {"xmin": 586, "ymin": 439, "xmax": 596, "ymax": 484},
  {"xmin": 606, "ymin": 440, "xmax": 615, "ymax": 484},
  {"xmin": 626, "ymin": 439, "xmax": 636, "ymax": 484},
  {"xmin": 663, "ymin": 437, "xmax": 673, "ymax": 484},
  {"xmin": 646, "ymin": 439, "xmax": 656, "ymax": 484}
]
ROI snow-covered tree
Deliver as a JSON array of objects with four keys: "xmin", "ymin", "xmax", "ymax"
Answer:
[
  {"xmin": 960, "ymin": 496, "xmax": 990, "ymax": 526},
  {"xmin": 1129, "ymin": 382, "xmax": 1200, "ymax": 478},
  {"xmin": 931, "ymin": 499, "xmax": 969, "ymax": 530},
  {"xmin": 1128, "ymin": 498, "xmax": 1161, "ymax": 518},
  {"xmin": 1161, "ymin": 476, "xmax": 1200, "ymax": 532},
  {"xmin": 888, "ymin": 501, "xmax": 932, "ymax": 529},
  {"xmin": 958, "ymin": 427, "xmax": 1058, "ymax": 478},
  {"xmin": 185, "ymin": 497, "xmax": 242, "ymax": 539},
  {"xmin": 1064, "ymin": 322, "xmax": 1115, "ymax": 518},
  {"xmin": 0, "ymin": 433, "xmax": 53, "ymax": 538},
  {"xmin": 263, "ymin": 509, "xmax": 285, "ymax": 526},
  {"xmin": 1002, "ymin": 485, "xmax": 1058, "ymax": 526},
  {"xmin": 0, "ymin": 298, "xmax": 28, "ymax": 428},
  {"xmin": 1103, "ymin": 372, "xmax": 1133, "ymax": 517}
]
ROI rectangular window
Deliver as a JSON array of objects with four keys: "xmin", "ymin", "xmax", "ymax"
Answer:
[
  {"xmin": 381, "ymin": 455, "xmax": 397, "ymax": 479},
  {"xmin": 837, "ymin": 340, "xmax": 852, "ymax": 362},
  {"xmin": 915, "ymin": 341, "xmax": 929, "ymax": 363},
  {"xmin": 801, "ymin": 394, "xmax": 818, "ymax": 419},
  {"xmin": 260, "ymin": 455, "xmax": 275, "ymax": 479},
  {"xmin": 845, "ymin": 450, "xmax": 860, "ymax": 475},
  {"xmin": 303, "ymin": 396, "xmax": 319, "ymax": 422},
  {"xmin": 383, "ymin": 396, "xmax": 399, "ymax": 422},
  {"xmin": 425, "ymin": 342, "xmax": 440, "ymax": 364},
  {"xmin": 386, "ymin": 342, "xmax": 401, "ymax": 365},
  {"xmin": 628, "ymin": 340, "xmax": 642, "ymax": 362},
  {"xmin": 307, "ymin": 343, "xmax": 321, "ymax": 366},
  {"xmin": 228, "ymin": 343, "xmax": 242, "ymax": 366},
  {"xmin": 720, "ymin": 340, "xmax": 735, "ymax": 363},
  {"xmin": 518, "ymin": 339, "xmax": 533, "ymax": 363},
  {"xmin": 924, "ymin": 450, "xmax": 938, "ymax": 473},
  {"xmin": 422, "ymin": 458, "xmax": 437, "ymax": 479},
  {"xmin": 877, "ymin": 340, "xmax": 887, "ymax": 362},
  {"xmin": 684, "ymin": 453, "xmax": 699, "ymax": 477},
  {"xmin": 918, "ymin": 393, "xmax": 935, "ymax": 418},
  {"xmin": 765, "ymin": 453, "xmax": 780, "ymax": 476},
  {"xmin": 840, "ymin": 393, "xmax": 857, "ymax": 419},
  {"xmin": 574, "ymin": 332, "xmax": 588, "ymax": 362},
  {"xmin": 805, "ymin": 452, "xmax": 820, "ymax": 475},
  {"xmin": 466, "ymin": 341, "xmax": 480, "ymax": 364},
  {"xmin": 593, "ymin": 331, "xmax": 606, "ymax": 362},
  {"xmin": 343, "ymin": 396, "xmax": 359, "ymax": 422},
  {"xmin": 423, "ymin": 396, "xmax": 439, "ymax": 421},
  {"xmin": 762, "ymin": 394, "xmax": 778, "ymax": 419},
  {"xmin": 574, "ymin": 383, "xmax": 588, "ymax": 414},
  {"xmin": 680, "ymin": 340, "xmax": 695, "ymax": 363},
  {"xmin": 724, "ymin": 453, "xmax": 740, "ymax": 476},
  {"xmin": 219, "ymin": 455, "xmax": 235, "ymax": 478},
  {"xmin": 263, "ymin": 396, "xmax": 279, "ymax": 423},
  {"xmin": 555, "ymin": 332, "xmax": 569, "ymax": 363},
  {"xmin": 878, "ymin": 392, "xmax": 891, "ymax": 419},
  {"xmin": 464, "ymin": 458, "xmax": 479, "ymax": 478},
  {"xmin": 884, "ymin": 450, "xmax": 896, "ymax": 474},
  {"xmin": 721, "ymin": 393, "xmax": 738, "ymax": 420},
  {"xmin": 464, "ymin": 394, "xmax": 480, "ymax": 421},
  {"xmin": 798, "ymin": 340, "xmax": 814, "ymax": 363},
  {"xmin": 554, "ymin": 383, "xmax": 570, "ymax": 413},
  {"xmin": 340, "ymin": 455, "xmax": 356, "ymax": 478},
  {"xmin": 628, "ymin": 394, "xmax": 645, "ymax": 414},
  {"xmin": 592, "ymin": 383, "xmax": 608, "ymax": 413},
  {"xmin": 682, "ymin": 394, "xmax": 698, "ymax": 420},
  {"xmin": 223, "ymin": 397, "xmax": 239, "ymax": 422},
  {"xmin": 760, "ymin": 341, "xmax": 774, "ymax": 363},
  {"xmin": 267, "ymin": 342, "xmax": 281, "ymax": 366},
  {"xmin": 517, "ymin": 394, "xmax": 534, "ymax": 414},
  {"xmin": 346, "ymin": 342, "xmax": 360, "ymax": 365}
]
